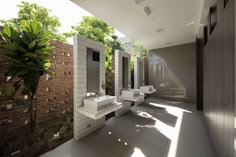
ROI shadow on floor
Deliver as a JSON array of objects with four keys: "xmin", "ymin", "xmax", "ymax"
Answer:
[{"xmin": 41, "ymin": 98, "xmax": 216, "ymax": 157}]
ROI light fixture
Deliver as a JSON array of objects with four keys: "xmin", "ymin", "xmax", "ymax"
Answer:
[
  {"xmin": 199, "ymin": 23, "xmax": 204, "ymax": 26},
  {"xmin": 134, "ymin": 0, "xmax": 146, "ymax": 5},
  {"xmin": 144, "ymin": 6, "xmax": 151, "ymax": 16},
  {"xmin": 166, "ymin": 42, "xmax": 172, "ymax": 45},
  {"xmin": 156, "ymin": 28, "xmax": 165, "ymax": 32},
  {"xmin": 186, "ymin": 21, "xmax": 195, "ymax": 26}
]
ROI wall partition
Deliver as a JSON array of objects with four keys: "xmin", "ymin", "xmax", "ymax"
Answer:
[{"xmin": 202, "ymin": 0, "xmax": 235, "ymax": 156}]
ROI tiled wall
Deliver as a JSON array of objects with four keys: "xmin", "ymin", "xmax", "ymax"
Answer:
[
  {"xmin": 0, "ymin": 40, "xmax": 73, "ymax": 133},
  {"xmin": 73, "ymin": 35, "xmax": 106, "ymax": 140},
  {"xmin": 114, "ymin": 50, "xmax": 131, "ymax": 116}
]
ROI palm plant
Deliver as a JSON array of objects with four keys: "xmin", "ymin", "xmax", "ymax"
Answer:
[{"xmin": 0, "ymin": 20, "xmax": 53, "ymax": 133}]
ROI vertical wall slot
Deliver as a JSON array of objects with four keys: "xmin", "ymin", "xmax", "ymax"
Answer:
[
  {"xmin": 209, "ymin": 4, "xmax": 217, "ymax": 34},
  {"xmin": 204, "ymin": 26, "xmax": 208, "ymax": 46},
  {"xmin": 122, "ymin": 57, "xmax": 129, "ymax": 88},
  {"xmin": 224, "ymin": 0, "xmax": 229, "ymax": 8}
]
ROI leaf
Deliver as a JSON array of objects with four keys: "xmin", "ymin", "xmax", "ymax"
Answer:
[
  {"xmin": 3, "ymin": 42, "xmax": 19, "ymax": 51},
  {"xmin": 37, "ymin": 39, "xmax": 49, "ymax": 47},
  {"xmin": 5, "ymin": 85, "xmax": 15, "ymax": 96},
  {"xmin": 0, "ymin": 48, "xmax": 17, "ymax": 58},
  {"xmin": 12, "ymin": 79, "xmax": 22, "ymax": 96},
  {"xmin": 20, "ymin": 20, "xmax": 30, "ymax": 32},
  {"xmin": 28, "ymin": 40, "xmax": 36, "ymax": 49},
  {"xmin": 2, "ymin": 25, "xmax": 11, "ymax": 37},
  {"xmin": 44, "ymin": 62, "xmax": 51, "ymax": 68},
  {"xmin": 31, "ymin": 20, "xmax": 40, "ymax": 34},
  {"xmin": 23, "ymin": 52, "xmax": 37, "ymax": 60}
]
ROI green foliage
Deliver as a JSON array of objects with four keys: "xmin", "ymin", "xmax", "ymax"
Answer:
[
  {"xmin": 64, "ymin": 16, "xmax": 114, "ymax": 44},
  {"xmin": 130, "ymin": 57, "xmax": 135, "ymax": 71},
  {"xmin": 0, "ymin": 20, "xmax": 53, "ymax": 95},
  {"xmin": 0, "ymin": 19, "xmax": 53, "ymax": 132},
  {"xmin": 105, "ymin": 46, "xmax": 113, "ymax": 71},
  {"xmin": 0, "ymin": 111, "xmax": 73, "ymax": 157},
  {"xmin": 0, "ymin": 1, "xmax": 66, "ymax": 42},
  {"xmin": 126, "ymin": 40, "xmax": 149, "ymax": 58},
  {"xmin": 106, "ymin": 35, "xmax": 125, "ymax": 54},
  {"xmin": 66, "ymin": 16, "xmax": 124, "ymax": 71},
  {"xmin": 0, "ymin": 86, "xmax": 15, "ymax": 97}
]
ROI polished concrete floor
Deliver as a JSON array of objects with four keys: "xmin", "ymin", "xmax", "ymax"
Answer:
[{"xmin": 41, "ymin": 98, "xmax": 216, "ymax": 157}]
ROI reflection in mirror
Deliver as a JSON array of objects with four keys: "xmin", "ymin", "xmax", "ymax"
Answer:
[
  {"xmin": 122, "ymin": 57, "xmax": 129, "ymax": 89},
  {"xmin": 87, "ymin": 48, "xmax": 100, "ymax": 95},
  {"xmin": 139, "ymin": 61, "xmax": 144, "ymax": 87}
]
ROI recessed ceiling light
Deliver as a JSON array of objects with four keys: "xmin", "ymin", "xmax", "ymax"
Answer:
[
  {"xmin": 156, "ymin": 28, "xmax": 165, "ymax": 32},
  {"xmin": 186, "ymin": 21, "xmax": 195, "ymax": 26},
  {"xmin": 144, "ymin": 6, "xmax": 151, "ymax": 16},
  {"xmin": 166, "ymin": 43, "xmax": 172, "ymax": 45},
  {"xmin": 134, "ymin": 0, "xmax": 146, "ymax": 5}
]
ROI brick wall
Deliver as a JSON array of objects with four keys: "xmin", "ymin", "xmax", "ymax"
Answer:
[{"xmin": 0, "ymin": 40, "xmax": 73, "ymax": 133}]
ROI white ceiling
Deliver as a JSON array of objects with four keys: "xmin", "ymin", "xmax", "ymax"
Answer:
[{"xmin": 70, "ymin": 0, "xmax": 205, "ymax": 50}]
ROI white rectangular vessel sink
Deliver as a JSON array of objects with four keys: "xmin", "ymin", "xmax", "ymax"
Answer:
[
  {"xmin": 122, "ymin": 89, "xmax": 140, "ymax": 98},
  {"xmin": 84, "ymin": 95, "xmax": 115, "ymax": 112},
  {"xmin": 140, "ymin": 85, "xmax": 154, "ymax": 93}
]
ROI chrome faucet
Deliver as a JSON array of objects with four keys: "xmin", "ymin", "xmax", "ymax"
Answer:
[{"xmin": 95, "ymin": 92, "xmax": 99, "ymax": 98}]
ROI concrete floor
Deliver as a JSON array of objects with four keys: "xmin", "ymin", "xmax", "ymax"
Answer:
[{"xmin": 41, "ymin": 98, "xmax": 216, "ymax": 157}]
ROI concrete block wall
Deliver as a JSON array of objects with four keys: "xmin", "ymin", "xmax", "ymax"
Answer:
[
  {"xmin": 73, "ymin": 35, "xmax": 106, "ymax": 140},
  {"xmin": 114, "ymin": 50, "xmax": 131, "ymax": 116}
]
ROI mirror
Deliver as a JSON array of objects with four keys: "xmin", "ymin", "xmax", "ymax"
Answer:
[
  {"xmin": 139, "ymin": 61, "xmax": 144, "ymax": 87},
  {"xmin": 122, "ymin": 56, "xmax": 129, "ymax": 89},
  {"xmin": 87, "ymin": 48, "xmax": 100, "ymax": 94}
]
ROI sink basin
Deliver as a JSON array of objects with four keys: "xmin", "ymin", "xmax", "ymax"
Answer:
[
  {"xmin": 84, "ymin": 95, "xmax": 115, "ymax": 112},
  {"xmin": 122, "ymin": 89, "xmax": 140, "ymax": 98},
  {"xmin": 140, "ymin": 86, "xmax": 154, "ymax": 93}
]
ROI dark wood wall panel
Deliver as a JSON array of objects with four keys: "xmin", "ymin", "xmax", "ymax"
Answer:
[{"xmin": 203, "ymin": 0, "xmax": 235, "ymax": 157}]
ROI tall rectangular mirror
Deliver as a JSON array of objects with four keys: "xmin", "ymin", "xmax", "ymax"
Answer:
[
  {"xmin": 122, "ymin": 56, "xmax": 129, "ymax": 88},
  {"xmin": 139, "ymin": 61, "xmax": 144, "ymax": 87},
  {"xmin": 87, "ymin": 48, "xmax": 100, "ymax": 94}
]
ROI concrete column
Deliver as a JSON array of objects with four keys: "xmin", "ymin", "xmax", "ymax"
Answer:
[
  {"xmin": 115, "ymin": 50, "xmax": 132, "ymax": 116},
  {"xmin": 73, "ymin": 35, "xmax": 106, "ymax": 140}
]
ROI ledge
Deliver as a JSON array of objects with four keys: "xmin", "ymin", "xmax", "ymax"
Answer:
[
  {"xmin": 78, "ymin": 102, "xmax": 122, "ymax": 120},
  {"xmin": 120, "ymin": 95, "xmax": 144, "ymax": 102},
  {"xmin": 141, "ymin": 89, "xmax": 157, "ymax": 94}
]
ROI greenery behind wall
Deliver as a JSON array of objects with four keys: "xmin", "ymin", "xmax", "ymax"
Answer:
[
  {"xmin": 65, "ymin": 16, "xmax": 149, "ymax": 94},
  {"xmin": 0, "ymin": 1, "xmax": 149, "ymax": 72}
]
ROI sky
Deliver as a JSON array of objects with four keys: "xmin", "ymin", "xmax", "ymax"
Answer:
[{"xmin": 0, "ymin": 0, "xmax": 125, "ymax": 43}]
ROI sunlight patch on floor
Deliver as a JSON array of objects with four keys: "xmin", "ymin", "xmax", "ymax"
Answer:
[
  {"xmin": 136, "ymin": 111, "xmax": 174, "ymax": 139},
  {"xmin": 131, "ymin": 148, "xmax": 146, "ymax": 157},
  {"xmin": 135, "ymin": 102, "xmax": 192, "ymax": 157}
]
